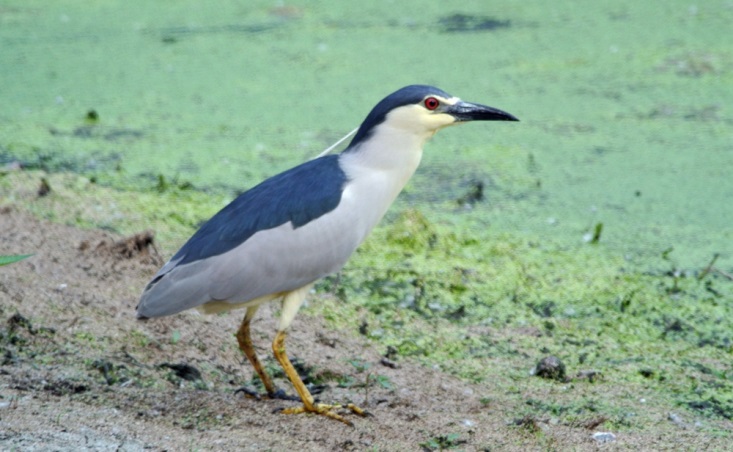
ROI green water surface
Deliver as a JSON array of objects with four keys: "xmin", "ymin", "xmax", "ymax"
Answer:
[{"xmin": 2, "ymin": 1, "xmax": 730, "ymax": 268}]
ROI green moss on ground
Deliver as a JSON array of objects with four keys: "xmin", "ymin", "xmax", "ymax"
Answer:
[
  {"xmin": 311, "ymin": 209, "xmax": 733, "ymax": 434},
  {"xmin": 4, "ymin": 170, "xmax": 732, "ymax": 435}
]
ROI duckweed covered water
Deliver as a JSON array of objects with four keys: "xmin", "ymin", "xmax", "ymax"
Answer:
[
  {"xmin": 2, "ymin": 0, "xmax": 732, "ymax": 433},
  {"xmin": 2, "ymin": 1, "xmax": 730, "ymax": 268}
]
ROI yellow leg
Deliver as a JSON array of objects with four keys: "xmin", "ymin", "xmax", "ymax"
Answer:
[
  {"xmin": 272, "ymin": 330, "xmax": 366, "ymax": 426},
  {"xmin": 235, "ymin": 307, "xmax": 277, "ymax": 396}
]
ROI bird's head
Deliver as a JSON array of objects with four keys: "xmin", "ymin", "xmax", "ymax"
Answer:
[{"xmin": 348, "ymin": 85, "xmax": 518, "ymax": 148}]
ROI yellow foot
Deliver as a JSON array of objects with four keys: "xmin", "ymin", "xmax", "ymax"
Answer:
[{"xmin": 281, "ymin": 403, "xmax": 368, "ymax": 426}]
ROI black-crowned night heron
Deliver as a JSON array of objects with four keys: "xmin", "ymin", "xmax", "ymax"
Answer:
[{"xmin": 137, "ymin": 85, "xmax": 518, "ymax": 425}]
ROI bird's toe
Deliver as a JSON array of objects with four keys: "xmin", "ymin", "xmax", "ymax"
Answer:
[
  {"xmin": 269, "ymin": 388, "xmax": 301, "ymax": 401},
  {"xmin": 234, "ymin": 385, "xmax": 262, "ymax": 399},
  {"xmin": 279, "ymin": 402, "xmax": 368, "ymax": 426}
]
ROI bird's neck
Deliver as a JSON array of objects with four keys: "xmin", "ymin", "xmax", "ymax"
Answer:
[
  {"xmin": 342, "ymin": 124, "xmax": 431, "ymax": 183},
  {"xmin": 338, "ymin": 126, "xmax": 430, "ymax": 242}
]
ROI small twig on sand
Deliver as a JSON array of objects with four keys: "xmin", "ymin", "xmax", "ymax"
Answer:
[
  {"xmin": 714, "ymin": 268, "xmax": 733, "ymax": 281},
  {"xmin": 698, "ymin": 253, "xmax": 719, "ymax": 281}
]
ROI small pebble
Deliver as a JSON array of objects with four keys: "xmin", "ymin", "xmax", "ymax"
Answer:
[
  {"xmin": 668, "ymin": 412, "xmax": 686, "ymax": 428},
  {"xmin": 592, "ymin": 432, "xmax": 616, "ymax": 443},
  {"xmin": 532, "ymin": 356, "xmax": 566, "ymax": 381}
]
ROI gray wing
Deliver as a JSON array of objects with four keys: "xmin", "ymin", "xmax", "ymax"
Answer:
[{"xmin": 136, "ymin": 198, "xmax": 367, "ymax": 318}]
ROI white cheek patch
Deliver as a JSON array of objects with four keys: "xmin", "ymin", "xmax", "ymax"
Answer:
[{"xmin": 425, "ymin": 113, "xmax": 457, "ymax": 129}]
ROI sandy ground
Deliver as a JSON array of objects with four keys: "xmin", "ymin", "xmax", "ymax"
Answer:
[{"xmin": 0, "ymin": 206, "xmax": 728, "ymax": 451}]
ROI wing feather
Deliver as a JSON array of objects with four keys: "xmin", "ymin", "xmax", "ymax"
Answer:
[{"xmin": 136, "ymin": 155, "xmax": 360, "ymax": 318}]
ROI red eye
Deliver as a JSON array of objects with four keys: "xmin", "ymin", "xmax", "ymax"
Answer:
[{"xmin": 424, "ymin": 97, "xmax": 440, "ymax": 110}]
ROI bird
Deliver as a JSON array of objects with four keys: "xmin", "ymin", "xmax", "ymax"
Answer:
[{"xmin": 136, "ymin": 84, "xmax": 518, "ymax": 425}]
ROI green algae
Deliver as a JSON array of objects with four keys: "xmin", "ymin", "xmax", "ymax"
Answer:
[
  {"xmin": 1, "ymin": 2, "xmax": 731, "ymax": 271},
  {"xmin": 0, "ymin": 170, "xmax": 226, "ymax": 254},
  {"xmin": 318, "ymin": 209, "xmax": 733, "ymax": 358},
  {"xmin": 311, "ymin": 209, "xmax": 733, "ymax": 431}
]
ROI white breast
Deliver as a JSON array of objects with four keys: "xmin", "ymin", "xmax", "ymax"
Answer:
[{"xmin": 337, "ymin": 121, "xmax": 427, "ymax": 240}]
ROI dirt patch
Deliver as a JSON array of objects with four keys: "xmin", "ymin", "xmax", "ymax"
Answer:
[{"xmin": 0, "ymin": 207, "xmax": 727, "ymax": 450}]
